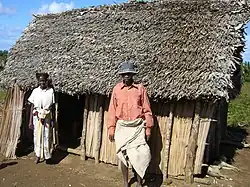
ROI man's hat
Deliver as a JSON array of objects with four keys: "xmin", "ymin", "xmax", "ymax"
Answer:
[{"xmin": 118, "ymin": 61, "xmax": 138, "ymax": 75}]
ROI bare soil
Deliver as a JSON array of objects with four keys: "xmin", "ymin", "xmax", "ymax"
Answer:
[
  {"xmin": 1, "ymin": 132, "xmax": 250, "ymax": 187},
  {"xmin": 0, "ymin": 153, "xmax": 122, "ymax": 187}
]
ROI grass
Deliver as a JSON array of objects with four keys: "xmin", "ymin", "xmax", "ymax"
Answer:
[{"xmin": 228, "ymin": 82, "xmax": 250, "ymax": 126}]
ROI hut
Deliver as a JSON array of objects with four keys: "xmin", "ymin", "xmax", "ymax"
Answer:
[{"xmin": 0, "ymin": 0, "xmax": 249, "ymax": 182}]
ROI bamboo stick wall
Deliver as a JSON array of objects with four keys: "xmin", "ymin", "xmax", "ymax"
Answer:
[
  {"xmin": 80, "ymin": 94, "xmax": 218, "ymax": 177},
  {"xmin": 168, "ymin": 101, "xmax": 195, "ymax": 176},
  {"xmin": 99, "ymin": 97, "xmax": 118, "ymax": 164},
  {"xmin": 0, "ymin": 85, "xmax": 24, "ymax": 158},
  {"xmin": 0, "ymin": 90, "xmax": 220, "ymax": 179}
]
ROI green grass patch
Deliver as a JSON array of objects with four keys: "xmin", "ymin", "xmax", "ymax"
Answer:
[{"xmin": 228, "ymin": 82, "xmax": 250, "ymax": 126}]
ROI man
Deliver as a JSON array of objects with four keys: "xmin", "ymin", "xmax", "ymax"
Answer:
[{"xmin": 108, "ymin": 61, "xmax": 154, "ymax": 187}]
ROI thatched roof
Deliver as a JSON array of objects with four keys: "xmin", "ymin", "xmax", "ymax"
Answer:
[{"xmin": 0, "ymin": 0, "xmax": 250, "ymax": 101}]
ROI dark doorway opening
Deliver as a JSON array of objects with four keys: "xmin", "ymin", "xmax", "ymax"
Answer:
[{"xmin": 58, "ymin": 93, "xmax": 84, "ymax": 149}]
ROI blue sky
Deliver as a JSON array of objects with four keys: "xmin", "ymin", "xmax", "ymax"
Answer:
[
  {"xmin": 0, "ymin": 0, "xmax": 126, "ymax": 50},
  {"xmin": 0, "ymin": 0, "xmax": 249, "ymax": 62}
]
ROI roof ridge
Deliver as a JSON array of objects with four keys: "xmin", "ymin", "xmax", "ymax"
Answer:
[{"xmin": 31, "ymin": 0, "xmax": 245, "ymax": 19}]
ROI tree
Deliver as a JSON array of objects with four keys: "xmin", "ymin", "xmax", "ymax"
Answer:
[
  {"xmin": 242, "ymin": 61, "xmax": 250, "ymax": 82},
  {"xmin": 0, "ymin": 50, "xmax": 8, "ymax": 70}
]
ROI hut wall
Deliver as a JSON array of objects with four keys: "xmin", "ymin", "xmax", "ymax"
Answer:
[
  {"xmin": 20, "ymin": 90, "xmax": 33, "ymax": 143},
  {"xmin": 81, "ymin": 95, "xmax": 219, "ymax": 176},
  {"xmin": 0, "ymin": 85, "xmax": 25, "ymax": 158},
  {"xmin": 0, "ymin": 90, "xmax": 221, "ymax": 177},
  {"xmin": 194, "ymin": 102, "xmax": 216, "ymax": 173},
  {"xmin": 218, "ymin": 99, "xmax": 228, "ymax": 141},
  {"xmin": 168, "ymin": 101, "xmax": 195, "ymax": 176},
  {"xmin": 99, "ymin": 96, "xmax": 118, "ymax": 164}
]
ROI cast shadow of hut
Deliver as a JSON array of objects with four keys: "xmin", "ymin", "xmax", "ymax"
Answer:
[
  {"xmin": 201, "ymin": 100, "xmax": 249, "ymax": 169},
  {"xmin": 0, "ymin": 161, "xmax": 18, "ymax": 170},
  {"xmin": 215, "ymin": 100, "xmax": 249, "ymax": 164},
  {"xmin": 219, "ymin": 126, "xmax": 248, "ymax": 164},
  {"xmin": 49, "ymin": 149, "xmax": 69, "ymax": 165}
]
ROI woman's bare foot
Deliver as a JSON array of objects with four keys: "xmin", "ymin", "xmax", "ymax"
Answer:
[{"xmin": 35, "ymin": 157, "xmax": 40, "ymax": 164}]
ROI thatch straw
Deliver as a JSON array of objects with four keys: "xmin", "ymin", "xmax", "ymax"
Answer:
[{"xmin": 0, "ymin": 0, "xmax": 249, "ymax": 101}]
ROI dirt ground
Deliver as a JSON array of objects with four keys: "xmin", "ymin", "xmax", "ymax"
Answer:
[
  {"xmin": 0, "ymin": 129, "xmax": 250, "ymax": 187},
  {"xmin": 0, "ymin": 153, "xmax": 122, "ymax": 187}
]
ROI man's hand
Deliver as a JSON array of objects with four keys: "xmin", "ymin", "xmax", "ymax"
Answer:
[{"xmin": 109, "ymin": 134, "xmax": 115, "ymax": 142}]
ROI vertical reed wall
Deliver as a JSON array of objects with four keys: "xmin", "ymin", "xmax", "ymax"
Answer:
[
  {"xmin": 80, "ymin": 94, "xmax": 218, "ymax": 177},
  {"xmin": 0, "ymin": 85, "xmax": 24, "ymax": 158},
  {"xmin": 0, "ymin": 91, "xmax": 220, "ymax": 178}
]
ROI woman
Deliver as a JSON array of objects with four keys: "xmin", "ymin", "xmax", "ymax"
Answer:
[{"xmin": 28, "ymin": 73, "xmax": 55, "ymax": 164}]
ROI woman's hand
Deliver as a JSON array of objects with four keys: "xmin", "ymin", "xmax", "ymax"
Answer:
[
  {"xmin": 109, "ymin": 134, "xmax": 115, "ymax": 142},
  {"xmin": 29, "ymin": 120, "xmax": 34, "ymax": 130}
]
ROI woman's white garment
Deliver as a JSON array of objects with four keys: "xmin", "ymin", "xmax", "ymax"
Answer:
[
  {"xmin": 33, "ymin": 114, "xmax": 52, "ymax": 159},
  {"xmin": 114, "ymin": 118, "xmax": 151, "ymax": 178},
  {"xmin": 28, "ymin": 87, "xmax": 55, "ymax": 159},
  {"xmin": 28, "ymin": 87, "xmax": 55, "ymax": 110}
]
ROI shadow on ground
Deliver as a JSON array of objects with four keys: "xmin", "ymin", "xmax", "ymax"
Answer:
[
  {"xmin": 0, "ymin": 161, "xmax": 18, "ymax": 170},
  {"xmin": 49, "ymin": 149, "xmax": 69, "ymax": 165},
  {"xmin": 220, "ymin": 126, "xmax": 249, "ymax": 163},
  {"xmin": 127, "ymin": 173, "xmax": 163, "ymax": 187},
  {"xmin": 15, "ymin": 139, "xmax": 69, "ymax": 165}
]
